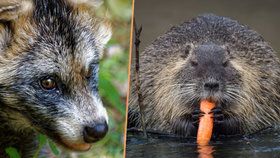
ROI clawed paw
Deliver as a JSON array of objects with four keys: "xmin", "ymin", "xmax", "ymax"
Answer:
[
  {"xmin": 210, "ymin": 107, "xmax": 224, "ymax": 125},
  {"xmin": 191, "ymin": 108, "xmax": 205, "ymax": 127}
]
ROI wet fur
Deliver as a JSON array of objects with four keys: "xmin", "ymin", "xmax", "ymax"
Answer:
[
  {"xmin": 0, "ymin": 0, "xmax": 111, "ymax": 157},
  {"xmin": 129, "ymin": 14, "xmax": 280, "ymax": 137}
]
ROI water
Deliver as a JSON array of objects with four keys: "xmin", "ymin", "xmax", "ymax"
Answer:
[
  {"xmin": 126, "ymin": 129, "xmax": 280, "ymax": 158},
  {"xmin": 135, "ymin": 0, "xmax": 280, "ymax": 56}
]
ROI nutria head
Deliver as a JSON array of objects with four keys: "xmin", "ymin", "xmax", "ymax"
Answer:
[{"xmin": 174, "ymin": 43, "xmax": 241, "ymax": 106}]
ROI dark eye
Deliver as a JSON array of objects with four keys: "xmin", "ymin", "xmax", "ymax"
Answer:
[
  {"xmin": 40, "ymin": 78, "xmax": 57, "ymax": 90},
  {"xmin": 190, "ymin": 60, "xmax": 198, "ymax": 67},
  {"xmin": 180, "ymin": 45, "xmax": 192, "ymax": 59},
  {"xmin": 223, "ymin": 60, "xmax": 229, "ymax": 67}
]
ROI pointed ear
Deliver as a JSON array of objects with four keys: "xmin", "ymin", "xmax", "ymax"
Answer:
[
  {"xmin": 0, "ymin": 0, "xmax": 33, "ymax": 21},
  {"xmin": 0, "ymin": 0, "xmax": 33, "ymax": 51}
]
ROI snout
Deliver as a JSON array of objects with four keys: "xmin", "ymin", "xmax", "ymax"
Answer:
[
  {"xmin": 201, "ymin": 79, "xmax": 223, "ymax": 101},
  {"xmin": 204, "ymin": 81, "xmax": 220, "ymax": 92},
  {"xmin": 83, "ymin": 121, "xmax": 108, "ymax": 143},
  {"xmin": 52, "ymin": 100, "xmax": 109, "ymax": 151}
]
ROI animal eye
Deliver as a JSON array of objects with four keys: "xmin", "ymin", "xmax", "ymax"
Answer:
[
  {"xmin": 180, "ymin": 45, "xmax": 192, "ymax": 59},
  {"xmin": 190, "ymin": 60, "xmax": 198, "ymax": 67},
  {"xmin": 223, "ymin": 61, "xmax": 229, "ymax": 67},
  {"xmin": 40, "ymin": 77, "xmax": 57, "ymax": 90}
]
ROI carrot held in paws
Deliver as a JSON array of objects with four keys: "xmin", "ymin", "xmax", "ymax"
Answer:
[{"xmin": 197, "ymin": 100, "xmax": 216, "ymax": 146}]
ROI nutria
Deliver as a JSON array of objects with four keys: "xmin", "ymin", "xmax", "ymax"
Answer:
[{"xmin": 128, "ymin": 14, "xmax": 280, "ymax": 137}]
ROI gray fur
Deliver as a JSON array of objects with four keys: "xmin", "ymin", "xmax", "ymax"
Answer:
[
  {"xmin": 0, "ymin": 0, "xmax": 111, "ymax": 157},
  {"xmin": 129, "ymin": 14, "xmax": 280, "ymax": 137}
]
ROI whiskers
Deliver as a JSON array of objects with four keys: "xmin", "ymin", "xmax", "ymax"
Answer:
[
  {"xmin": 224, "ymin": 85, "xmax": 242, "ymax": 103},
  {"xmin": 160, "ymin": 82, "xmax": 243, "ymax": 107},
  {"xmin": 160, "ymin": 82, "xmax": 199, "ymax": 108}
]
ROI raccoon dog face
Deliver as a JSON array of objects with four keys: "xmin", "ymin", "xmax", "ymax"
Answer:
[{"xmin": 0, "ymin": 0, "xmax": 111, "ymax": 151}]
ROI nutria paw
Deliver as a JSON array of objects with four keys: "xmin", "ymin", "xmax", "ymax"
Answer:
[
  {"xmin": 191, "ymin": 108, "xmax": 205, "ymax": 127},
  {"xmin": 210, "ymin": 107, "xmax": 224, "ymax": 125}
]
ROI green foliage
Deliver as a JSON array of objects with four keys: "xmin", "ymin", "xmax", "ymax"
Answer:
[
  {"xmin": 5, "ymin": 147, "xmax": 21, "ymax": 158},
  {"xmin": 33, "ymin": 134, "xmax": 47, "ymax": 158},
  {"xmin": 48, "ymin": 139, "xmax": 60, "ymax": 156},
  {"xmin": 105, "ymin": 0, "xmax": 131, "ymax": 21},
  {"xmin": 80, "ymin": 0, "xmax": 131, "ymax": 157},
  {"xmin": 38, "ymin": 134, "xmax": 47, "ymax": 146},
  {"xmin": 5, "ymin": 134, "xmax": 59, "ymax": 158},
  {"xmin": 99, "ymin": 52, "xmax": 128, "ymax": 116}
]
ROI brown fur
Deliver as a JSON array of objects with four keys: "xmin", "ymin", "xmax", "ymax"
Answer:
[
  {"xmin": 128, "ymin": 14, "xmax": 280, "ymax": 137},
  {"xmin": 0, "ymin": 0, "xmax": 111, "ymax": 157}
]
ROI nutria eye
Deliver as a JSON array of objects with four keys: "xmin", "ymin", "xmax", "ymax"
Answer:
[
  {"xmin": 40, "ymin": 78, "xmax": 57, "ymax": 90},
  {"xmin": 223, "ymin": 61, "xmax": 229, "ymax": 67},
  {"xmin": 191, "ymin": 60, "xmax": 198, "ymax": 67}
]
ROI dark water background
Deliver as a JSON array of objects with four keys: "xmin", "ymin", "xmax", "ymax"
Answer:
[
  {"xmin": 127, "ymin": 0, "xmax": 280, "ymax": 157},
  {"xmin": 126, "ymin": 128, "xmax": 280, "ymax": 158},
  {"xmin": 134, "ymin": 0, "xmax": 280, "ymax": 55}
]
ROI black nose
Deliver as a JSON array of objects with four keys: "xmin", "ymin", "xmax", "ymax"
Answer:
[
  {"xmin": 204, "ymin": 82, "xmax": 219, "ymax": 91},
  {"xmin": 83, "ymin": 122, "xmax": 108, "ymax": 143}
]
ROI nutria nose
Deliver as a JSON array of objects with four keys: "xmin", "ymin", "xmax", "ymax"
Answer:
[
  {"xmin": 204, "ymin": 82, "xmax": 219, "ymax": 91},
  {"xmin": 83, "ymin": 122, "xmax": 108, "ymax": 143}
]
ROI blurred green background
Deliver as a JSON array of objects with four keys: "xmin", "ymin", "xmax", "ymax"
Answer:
[
  {"xmin": 80, "ymin": 0, "xmax": 131, "ymax": 157},
  {"xmin": 71, "ymin": 0, "xmax": 131, "ymax": 157}
]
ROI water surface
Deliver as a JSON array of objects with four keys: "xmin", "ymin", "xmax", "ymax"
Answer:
[{"xmin": 126, "ymin": 128, "xmax": 280, "ymax": 158}]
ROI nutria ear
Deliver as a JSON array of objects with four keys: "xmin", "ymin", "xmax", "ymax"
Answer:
[
  {"xmin": 221, "ymin": 45, "xmax": 231, "ymax": 55},
  {"xmin": 182, "ymin": 43, "xmax": 194, "ymax": 57},
  {"xmin": 186, "ymin": 43, "xmax": 195, "ymax": 52},
  {"xmin": 0, "ymin": 0, "xmax": 33, "ymax": 21}
]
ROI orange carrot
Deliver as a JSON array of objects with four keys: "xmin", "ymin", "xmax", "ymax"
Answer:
[
  {"xmin": 198, "ymin": 145, "xmax": 214, "ymax": 158},
  {"xmin": 197, "ymin": 100, "xmax": 216, "ymax": 146}
]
